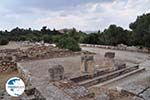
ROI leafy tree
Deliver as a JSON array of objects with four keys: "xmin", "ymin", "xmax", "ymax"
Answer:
[
  {"xmin": 57, "ymin": 37, "xmax": 81, "ymax": 51},
  {"xmin": 51, "ymin": 35, "xmax": 62, "ymax": 43},
  {"xmin": 101, "ymin": 25, "xmax": 130, "ymax": 45},
  {"xmin": 129, "ymin": 13, "xmax": 150, "ymax": 47},
  {"xmin": 65, "ymin": 28, "xmax": 87, "ymax": 43},
  {"xmin": 0, "ymin": 38, "xmax": 9, "ymax": 45},
  {"xmin": 43, "ymin": 35, "xmax": 53, "ymax": 43},
  {"xmin": 85, "ymin": 33, "xmax": 102, "ymax": 44}
]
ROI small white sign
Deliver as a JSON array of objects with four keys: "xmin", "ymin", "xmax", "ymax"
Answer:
[{"xmin": 5, "ymin": 77, "xmax": 25, "ymax": 97}]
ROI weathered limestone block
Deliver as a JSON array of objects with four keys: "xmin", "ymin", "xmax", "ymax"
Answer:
[
  {"xmin": 17, "ymin": 63, "xmax": 32, "ymax": 86},
  {"xmin": 48, "ymin": 65, "xmax": 64, "ymax": 81},
  {"xmin": 104, "ymin": 52, "xmax": 115, "ymax": 59},
  {"xmin": 118, "ymin": 83, "xmax": 147, "ymax": 96},
  {"xmin": 103, "ymin": 58, "xmax": 115, "ymax": 68},
  {"xmin": 139, "ymin": 88, "xmax": 150, "ymax": 100},
  {"xmin": 80, "ymin": 55, "xmax": 95, "ymax": 73}
]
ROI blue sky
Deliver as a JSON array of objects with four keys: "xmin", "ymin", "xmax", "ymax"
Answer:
[{"xmin": 0, "ymin": 0, "xmax": 150, "ymax": 31}]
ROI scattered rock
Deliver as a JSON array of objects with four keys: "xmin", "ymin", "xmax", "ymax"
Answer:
[
  {"xmin": 118, "ymin": 83, "xmax": 147, "ymax": 96},
  {"xmin": 139, "ymin": 88, "xmax": 150, "ymax": 100}
]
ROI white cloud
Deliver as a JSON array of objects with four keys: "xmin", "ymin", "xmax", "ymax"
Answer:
[{"xmin": 0, "ymin": 0, "xmax": 150, "ymax": 31}]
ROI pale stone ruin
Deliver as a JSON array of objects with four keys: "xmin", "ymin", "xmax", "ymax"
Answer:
[
  {"xmin": 80, "ymin": 54, "xmax": 95, "ymax": 73},
  {"xmin": 48, "ymin": 65, "xmax": 64, "ymax": 81},
  {"xmin": 12, "ymin": 51, "xmax": 146, "ymax": 100}
]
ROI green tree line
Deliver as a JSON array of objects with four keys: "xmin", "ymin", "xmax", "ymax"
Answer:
[{"xmin": 0, "ymin": 13, "xmax": 150, "ymax": 49}]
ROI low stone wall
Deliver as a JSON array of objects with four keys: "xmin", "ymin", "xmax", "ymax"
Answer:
[
  {"xmin": 79, "ymin": 66, "xmax": 139, "ymax": 87},
  {"xmin": 80, "ymin": 44, "xmax": 150, "ymax": 53},
  {"xmin": 17, "ymin": 63, "xmax": 32, "ymax": 85},
  {"xmin": 70, "ymin": 67, "xmax": 120, "ymax": 83},
  {"xmin": 17, "ymin": 63, "xmax": 46, "ymax": 100}
]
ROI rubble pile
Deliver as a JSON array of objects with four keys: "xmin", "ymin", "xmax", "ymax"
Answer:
[
  {"xmin": 0, "ymin": 45, "xmax": 79, "ymax": 73},
  {"xmin": 0, "ymin": 61, "xmax": 16, "ymax": 73}
]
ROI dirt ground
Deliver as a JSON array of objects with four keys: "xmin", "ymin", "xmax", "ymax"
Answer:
[
  {"xmin": 0, "ymin": 41, "xmax": 31, "ymax": 50},
  {"xmin": 0, "ymin": 71, "xmax": 20, "ymax": 96}
]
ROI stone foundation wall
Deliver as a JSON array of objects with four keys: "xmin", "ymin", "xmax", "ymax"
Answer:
[
  {"xmin": 81, "ymin": 65, "xmax": 139, "ymax": 87},
  {"xmin": 17, "ymin": 63, "xmax": 46, "ymax": 100},
  {"xmin": 80, "ymin": 44, "xmax": 150, "ymax": 53},
  {"xmin": 70, "ymin": 66, "xmax": 124, "ymax": 83},
  {"xmin": 17, "ymin": 63, "xmax": 32, "ymax": 85}
]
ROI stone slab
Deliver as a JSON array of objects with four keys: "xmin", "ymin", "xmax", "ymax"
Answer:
[
  {"xmin": 120, "ymin": 83, "xmax": 147, "ymax": 96},
  {"xmin": 139, "ymin": 88, "xmax": 150, "ymax": 100}
]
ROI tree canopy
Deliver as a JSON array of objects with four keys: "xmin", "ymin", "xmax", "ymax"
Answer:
[
  {"xmin": 0, "ymin": 13, "xmax": 150, "ymax": 48},
  {"xmin": 129, "ymin": 13, "xmax": 150, "ymax": 47}
]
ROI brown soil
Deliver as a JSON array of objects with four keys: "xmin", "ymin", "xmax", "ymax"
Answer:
[{"xmin": 0, "ymin": 71, "xmax": 20, "ymax": 96}]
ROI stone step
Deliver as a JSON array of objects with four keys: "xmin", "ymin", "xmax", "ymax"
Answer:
[
  {"xmin": 78, "ymin": 66, "xmax": 139, "ymax": 87},
  {"xmin": 70, "ymin": 66, "xmax": 127, "ymax": 83},
  {"xmin": 92, "ymin": 67, "xmax": 145, "ymax": 88}
]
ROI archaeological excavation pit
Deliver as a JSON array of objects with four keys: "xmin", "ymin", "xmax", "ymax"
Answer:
[{"xmin": 16, "ymin": 51, "xmax": 145, "ymax": 100}]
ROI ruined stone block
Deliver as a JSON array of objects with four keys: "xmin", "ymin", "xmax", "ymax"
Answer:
[
  {"xmin": 139, "ymin": 88, "xmax": 150, "ymax": 100},
  {"xmin": 48, "ymin": 65, "xmax": 64, "ymax": 81},
  {"xmin": 104, "ymin": 52, "xmax": 115, "ymax": 59},
  {"xmin": 119, "ymin": 83, "xmax": 147, "ymax": 96},
  {"xmin": 104, "ymin": 58, "xmax": 115, "ymax": 68},
  {"xmin": 80, "ymin": 55, "xmax": 95, "ymax": 73}
]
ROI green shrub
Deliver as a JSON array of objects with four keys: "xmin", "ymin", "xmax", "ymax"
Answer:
[
  {"xmin": 88, "ymin": 92, "xmax": 95, "ymax": 98},
  {"xmin": 43, "ymin": 35, "xmax": 53, "ymax": 43},
  {"xmin": 57, "ymin": 37, "xmax": 81, "ymax": 51},
  {"xmin": 0, "ymin": 38, "xmax": 9, "ymax": 45}
]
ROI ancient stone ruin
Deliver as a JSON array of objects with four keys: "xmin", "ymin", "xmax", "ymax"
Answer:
[
  {"xmin": 1, "ymin": 42, "xmax": 149, "ymax": 100},
  {"xmin": 80, "ymin": 54, "xmax": 95, "ymax": 73},
  {"xmin": 48, "ymin": 65, "xmax": 64, "ymax": 81}
]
